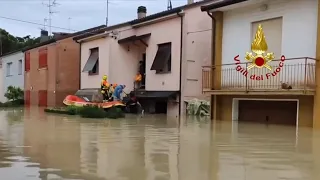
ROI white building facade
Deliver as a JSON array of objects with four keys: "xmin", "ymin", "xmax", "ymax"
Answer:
[{"xmin": 0, "ymin": 51, "xmax": 25, "ymax": 102}]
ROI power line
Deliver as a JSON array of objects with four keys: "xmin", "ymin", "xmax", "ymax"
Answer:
[
  {"xmin": 4, "ymin": 0, "xmax": 187, "ymax": 1},
  {"xmin": 0, "ymin": 16, "xmax": 76, "ymax": 32}
]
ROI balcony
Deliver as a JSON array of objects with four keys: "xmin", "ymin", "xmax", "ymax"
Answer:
[{"xmin": 202, "ymin": 57, "xmax": 317, "ymax": 95}]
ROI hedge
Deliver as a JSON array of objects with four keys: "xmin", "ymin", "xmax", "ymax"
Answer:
[{"xmin": 44, "ymin": 105, "xmax": 125, "ymax": 119}]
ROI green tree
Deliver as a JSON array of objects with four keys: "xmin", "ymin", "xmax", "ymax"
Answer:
[
  {"xmin": 4, "ymin": 86, "xmax": 24, "ymax": 101},
  {"xmin": 0, "ymin": 28, "xmax": 40, "ymax": 55}
]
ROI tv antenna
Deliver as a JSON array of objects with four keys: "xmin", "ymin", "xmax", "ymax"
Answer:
[
  {"xmin": 42, "ymin": 0, "xmax": 60, "ymax": 36},
  {"xmin": 43, "ymin": 18, "xmax": 48, "ymax": 30},
  {"xmin": 167, "ymin": 0, "xmax": 172, "ymax": 10}
]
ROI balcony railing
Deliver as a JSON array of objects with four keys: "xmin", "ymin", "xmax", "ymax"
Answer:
[{"xmin": 202, "ymin": 57, "xmax": 317, "ymax": 93}]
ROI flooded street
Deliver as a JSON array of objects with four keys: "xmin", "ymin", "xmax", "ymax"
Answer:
[{"xmin": 0, "ymin": 108, "xmax": 319, "ymax": 180}]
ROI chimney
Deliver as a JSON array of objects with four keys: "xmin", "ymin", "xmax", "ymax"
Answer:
[
  {"xmin": 187, "ymin": 0, "xmax": 194, "ymax": 4},
  {"xmin": 40, "ymin": 30, "xmax": 49, "ymax": 43},
  {"xmin": 52, "ymin": 32, "xmax": 70, "ymax": 39},
  {"xmin": 137, "ymin": 6, "xmax": 147, "ymax": 19}
]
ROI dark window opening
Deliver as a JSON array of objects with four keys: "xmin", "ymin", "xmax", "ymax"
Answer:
[
  {"xmin": 83, "ymin": 47, "xmax": 99, "ymax": 75},
  {"xmin": 150, "ymin": 42, "xmax": 172, "ymax": 74},
  {"xmin": 89, "ymin": 59, "xmax": 99, "ymax": 75}
]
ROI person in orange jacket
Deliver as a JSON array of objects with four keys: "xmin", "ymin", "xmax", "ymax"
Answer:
[{"xmin": 135, "ymin": 72, "xmax": 142, "ymax": 89}]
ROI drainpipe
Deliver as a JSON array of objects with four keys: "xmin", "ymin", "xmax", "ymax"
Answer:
[
  {"xmin": 206, "ymin": 11, "xmax": 216, "ymax": 119},
  {"xmin": 75, "ymin": 40, "xmax": 81, "ymax": 89},
  {"xmin": 177, "ymin": 11, "xmax": 183, "ymax": 116}
]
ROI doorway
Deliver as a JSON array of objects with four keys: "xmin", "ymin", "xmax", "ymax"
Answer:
[{"xmin": 139, "ymin": 53, "xmax": 146, "ymax": 89}]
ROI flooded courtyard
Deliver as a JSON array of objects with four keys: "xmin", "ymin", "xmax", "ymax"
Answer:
[{"xmin": 0, "ymin": 107, "xmax": 319, "ymax": 180}]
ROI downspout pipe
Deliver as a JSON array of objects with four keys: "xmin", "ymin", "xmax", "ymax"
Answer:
[
  {"xmin": 177, "ymin": 11, "xmax": 183, "ymax": 117},
  {"xmin": 75, "ymin": 40, "xmax": 81, "ymax": 90},
  {"xmin": 206, "ymin": 11, "xmax": 216, "ymax": 119},
  {"xmin": 207, "ymin": 11, "xmax": 216, "ymax": 73}
]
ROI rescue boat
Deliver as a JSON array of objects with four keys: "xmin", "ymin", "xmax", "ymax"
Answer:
[{"xmin": 63, "ymin": 89, "xmax": 126, "ymax": 109}]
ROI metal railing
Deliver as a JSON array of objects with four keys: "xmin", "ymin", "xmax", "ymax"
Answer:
[{"xmin": 202, "ymin": 57, "xmax": 317, "ymax": 92}]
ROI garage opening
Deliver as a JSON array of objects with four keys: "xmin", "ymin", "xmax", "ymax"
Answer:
[{"xmin": 236, "ymin": 100, "xmax": 297, "ymax": 126}]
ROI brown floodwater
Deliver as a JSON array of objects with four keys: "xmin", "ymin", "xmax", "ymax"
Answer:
[{"xmin": 0, "ymin": 107, "xmax": 319, "ymax": 180}]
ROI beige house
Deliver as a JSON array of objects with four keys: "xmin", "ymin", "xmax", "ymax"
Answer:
[
  {"xmin": 74, "ymin": 1, "xmax": 214, "ymax": 117},
  {"xmin": 200, "ymin": 0, "xmax": 320, "ymax": 128}
]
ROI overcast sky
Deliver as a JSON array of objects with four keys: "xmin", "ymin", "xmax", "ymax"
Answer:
[{"xmin": 0, "ymin": 0, "xmax": 188, "ymax": 37}]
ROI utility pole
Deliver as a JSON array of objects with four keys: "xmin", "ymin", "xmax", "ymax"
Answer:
[
  {"xmin": 106, "ymin": 0, "xmax": 109, "ymax": 26},
  {"xmin": 68, "ymin": 17, "xmax": 71, "ymax": 32},
  {"xmin": 42, "ymin": 0, "xmax": 59, "ymax": 36}
]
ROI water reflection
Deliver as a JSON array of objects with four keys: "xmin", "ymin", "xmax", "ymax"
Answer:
[{"xmin": 0, "ymin": 107, "xmax": 317, "ymax": 179}]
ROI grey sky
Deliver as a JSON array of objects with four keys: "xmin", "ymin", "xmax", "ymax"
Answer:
[{"xmin": 0, "ymin": 0, "xmax": 188, "ymax": 37}]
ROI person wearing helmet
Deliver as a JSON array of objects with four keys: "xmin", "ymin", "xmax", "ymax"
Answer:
[
  {"xmin": 101, "ymin": 75, "xmax": 110, "ymax": 100},
  {"xmin": 112, "ymin": 84, "xmax": 126, "ymax": 101}
]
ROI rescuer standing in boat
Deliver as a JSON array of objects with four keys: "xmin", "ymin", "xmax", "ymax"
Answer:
[{"xmin": 101, "ymin": 75, "xmax": 110, "ymax": 100}]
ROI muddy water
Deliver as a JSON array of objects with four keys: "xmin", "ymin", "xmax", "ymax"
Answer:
[{"xmin": 0, "ymin": 107, "xmax": 319, "ymax": 180}]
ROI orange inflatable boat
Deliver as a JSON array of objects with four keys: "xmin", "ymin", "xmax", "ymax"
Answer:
[{"xmin": 63, "ymin": 89, "xmax": 126, "ymax": 109}]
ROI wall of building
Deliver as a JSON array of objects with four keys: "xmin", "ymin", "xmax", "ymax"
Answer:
[
  {"xmin": 80, "ymin": 26, "xmax": 139, "ymax": 91},
  {"xmin": 1, "ymin": 52, "xmax": 24, "ymax": 102},
  {"xmin": 221, "ymin": 0, "xmax": 318, "ymax": 86},
  {"xmin": 25, "ymin": 43, "xmax": 55, "ymax": 106},
  {"xmin": 55, "ymin": 38, "xmax": 80, "ymax": 105},
  {"xmin": 0, "ymin": 65, "xmax": 4, "ymax": 102},
  {"xmin": 134, "ymin": 17, "xmax": 181, "ymax": 91},
  {"xmin": 180, "ymin": 5, "xmax": 212, "ymax": 112},
  {"xmin": 25, "ymin": 37, "xmax": 80, "ymax": 107},
  {"xmin": 80, "ymin": 38, "xmax": 110, "ymax": 89}
]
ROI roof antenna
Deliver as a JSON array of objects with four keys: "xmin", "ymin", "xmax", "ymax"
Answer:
[
  {"xmin": 42, "ymin": 0, "xmax": 60, "ymax": 37},
  {"xmin": 167, "ymin": 0, "xmax": 172, "ymax": 10}
]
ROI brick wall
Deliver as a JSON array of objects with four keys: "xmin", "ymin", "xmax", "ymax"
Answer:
[{"xmin": 24, "ymin": 37, "xmax": 80, "ymax": 107}]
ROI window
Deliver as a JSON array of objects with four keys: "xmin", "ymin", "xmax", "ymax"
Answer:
[
  {"xmin": 82, "ymin": 48, "xmax": 99, "ymax": 75},
  {"xmin": 18, "ymin": 60, "xmax": 22, "ymax": 75},
  {"xmin": 6, "ymin": 62, "xmax": 12, "ymax": 76},
  {"xmin": 150, "ymin": 42, "xmax": 171, "ymax": 74},
  {"xmin": 38, "ymin": 47, "xmax": 48, "ymax": 68}
]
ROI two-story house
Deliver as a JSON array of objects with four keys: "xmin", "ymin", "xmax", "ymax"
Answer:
[
  {"xmin": 200, "ymin": 0, "xmax": 320, "ymax": 128},
  {"xmin": 0, "ymin": 50, "xmax": 24, "ymax": 102},
  {"xmin": 74, "ymin": 1, "xmax": 215, "ymax": 117},
  {"xmin": 23, "ymin": 26, "xmax": 106, "ymax": 107}
]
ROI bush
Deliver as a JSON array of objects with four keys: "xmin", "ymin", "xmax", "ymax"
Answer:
[
  {"xmin": 44, "ymin": 108, "xmax": 74, "ymax": 115},
  {"xmin": 44, "ymin": 105, "xmax": 125, "ymax": 119},
  {"xmin": 78, "ymin": 105, "xmax": 107, "ymax": 118},
  {"xmin": 106, "ymin": 106, "xmax": 125, "ymax": 119},
  {"xmin": 0, "ymin": 99, "xmax": 24, "ymax": 107},
  {"xmin": 66, "ymin": 105, "xmax": 81, "ymax": 115},
  {"xmin": 5, "ymin": 86, "xmax": 24, "ymax": 101}
]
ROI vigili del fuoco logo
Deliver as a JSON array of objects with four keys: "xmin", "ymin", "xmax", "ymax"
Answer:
[{"xmin": 234, "ymin": 24, "xmax": 285, "ymax": 80}]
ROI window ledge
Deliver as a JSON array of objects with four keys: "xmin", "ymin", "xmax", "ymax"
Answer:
[
  {"xmin": 155, "ymin": 71, "xmax": 171, "ymax": 74},
  {"xmin": 89, "ymin": 72, "xmax": 99, "ymax": 76},
  {"xmin": 38, "ymin": 67, "xmax": 48, "ymax": 71},
  {"xmin": 6, "ymin": 75, "xmax": 13, "ymax": 77}
]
